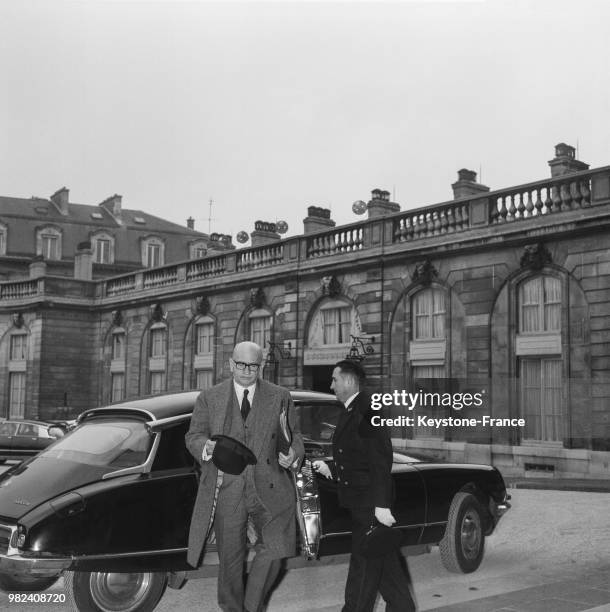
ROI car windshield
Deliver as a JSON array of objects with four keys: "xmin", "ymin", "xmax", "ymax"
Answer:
[
  {"xmin": 298, "ymin": 402, "xmax": 342, "ymax": 443},
  {"xmin": 39, "ymin": 420, "xmax": 153, "ymax": 469}
]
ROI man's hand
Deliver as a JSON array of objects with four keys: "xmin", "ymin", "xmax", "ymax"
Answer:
[
  {"xmin": 202, "ymin": 439, "xmax": 216, "ymax": 461},
  {"xmin": 278, "ymin": 446, "xmax": 296, "ymax": 469},
  {"xmin": 312, "ymin": 460, "xmax": 332, "ymax": 479},
  {"xmin": 374, "ymin": 507, "xmax": 396, "ymax": 527}
]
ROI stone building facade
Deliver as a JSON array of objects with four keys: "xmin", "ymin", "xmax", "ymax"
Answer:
[{"xmin": 1, "ymin": 144, "xmax": 609, "ymax": 480}]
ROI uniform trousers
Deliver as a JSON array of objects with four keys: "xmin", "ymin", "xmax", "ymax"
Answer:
[
  {"xmin": 214, "ymin": 474, "xmax": 281, "ymax": 612},
  {"xmin": 343, "ymin": 507, "xmax": 417, "ymax": 612}
]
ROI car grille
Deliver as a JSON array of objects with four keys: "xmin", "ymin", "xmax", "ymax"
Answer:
[{"xmin": 0, "ymin": 524, "xmax": 13, "ymax": 555}]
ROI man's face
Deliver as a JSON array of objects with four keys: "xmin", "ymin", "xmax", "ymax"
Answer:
[
  {"xmin": 330, "ymin": 367, "xmax": 355, "ymax": 404},
  {"xmin": 230, "ymin": 343, "xmax": 262, "ymax": 387}
]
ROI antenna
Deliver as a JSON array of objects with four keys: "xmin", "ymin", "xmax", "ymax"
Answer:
[
  {"xmin": 479, "ymin": 164, "xmax": 482, "ymax": 183},
  {"xmin": 208, "ymin": 198, "xmax": 214, "ymax": 234},
  {"xmin": 576, "ymin": 138, "xmax": 580, "ymax": 159}
]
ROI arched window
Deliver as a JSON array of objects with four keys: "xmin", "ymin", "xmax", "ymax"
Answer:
[
  {"xmin": 141, "ymin": 236, "xmax": 165, "ymax": 268},
  {"xmin": 92, "ymin": 231, "xmax": 115, "ymax": 264},
  {"xmin": 516, "ymin": 275, "xmax": 563, "ymax": 442},
  {"xmin": 110, "ymin": 327, "xmax": 126, "ymax": 402},
  {"xmin": 36, "ymin": 226, "xmax": 62, "ymax": 260},
  {"xmin": 0, "ymin": 222, "xmax": 7, "ymax": 256},
  {"xmin": 149, "ymin": 322, "xmax": 167, "ymax": 394},
  {"xmin": 194, "ymin": 316, "xmax": 215, "ymax": 390}
]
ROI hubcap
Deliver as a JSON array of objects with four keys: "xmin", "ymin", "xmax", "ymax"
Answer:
[
  {"xmin": 460, "ymin": 510, "xmax": 481, "ymax": 560},
  {"xmin": 89, "ymin": 572, "xmax": 152, "ymax": 612}
]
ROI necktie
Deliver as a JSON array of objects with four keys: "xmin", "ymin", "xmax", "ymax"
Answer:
[{"xmin": 241, "ymin": 389, "xmax": 251, "ymax": 421}]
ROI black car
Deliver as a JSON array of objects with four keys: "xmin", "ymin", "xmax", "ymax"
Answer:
[
  {"xmin": 0, "ymin": 391, "xmax": 510, "ymax": 611},
  {"xmin": 0, "ymin": 419, "xmax": 67, "ymax": 463}
]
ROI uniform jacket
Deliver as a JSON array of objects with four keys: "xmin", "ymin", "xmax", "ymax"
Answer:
[
  {"xmin": 185, "ymin": 378, "xmax": 304, "ymax": 567},
  {"xmin": 331, "ymin": 392, "xmax": 393, "ymax": 509}
]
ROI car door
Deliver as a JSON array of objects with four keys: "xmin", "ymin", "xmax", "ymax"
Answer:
[
  {"xmin": 12, "ymin": 423, "xmax": 45, "ymax": 457},
  {"xmin": 0, "ymin": 422, "xmax": 18, "ymax": 457}
]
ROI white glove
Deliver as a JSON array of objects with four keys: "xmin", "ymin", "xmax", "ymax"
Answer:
[
  {"xmin": 312, "ymin": 460, "xmax": 332, "ymax": 479},
  {"xmin": 374, "ymin": 507, "xmax": 396, "ymax": 527}
]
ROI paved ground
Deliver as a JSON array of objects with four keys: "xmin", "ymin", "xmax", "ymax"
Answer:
[{"xmin": 1, "ymin": 487, "xmax": 609, "ymax": 611}]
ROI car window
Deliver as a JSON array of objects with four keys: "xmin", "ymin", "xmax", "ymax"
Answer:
[
  {"xmin": 39, "ymin": 420, "xmax": 153, "ymax": 468},
  {"xmin": 17, "ymin": 423, "xmax": 42, "ymax": 437},
  {"xmin": 151, "ymin": 421, "xmax": 195, "ymax": 471},
  {"xmin": 298, "ymin": 402, "xmax": 342, "ymax": 442},
  {"xmin": 0, "ymin": 422, "xmax": 18, "ymax": 436}
]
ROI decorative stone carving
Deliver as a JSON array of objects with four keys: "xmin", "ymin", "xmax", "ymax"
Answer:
[
  {"xmin": 250, "ymin": 287, "xmax": 266, "ymax": 308},
  {"xmin": 12, "ymin": 312, "xmax": 24, "ymax": 328},
  {"xmin": 412, "ymin": 259, "xmax": 438, "ymax": 286},
  {"xmin": 150, "ymin": 303, "xmax": 167, "ymax": 322},
  {"xmin": 520, "ymin": 243, "xmax": 552, "ymax": 270},
  {"xmin": 195, "ymin": 296, "xmax": 211, "ymax": 316},
  {"xmin": 111, "ymin": 310, "xmax": 122, "ymax": 327},
  {"xmin": 321, "ymin": 275, "xmax": 341, "ymax": 297}
]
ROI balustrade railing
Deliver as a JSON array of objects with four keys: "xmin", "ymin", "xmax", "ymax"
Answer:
[
  {"xmin": 0, "ymin": 280, "xmax": 39, "ymax": 299},
  {"xmin": 143, "ymin": 266, "xmax": 178, "ymax": 289},
  {"xmin": 306, "ymin": 226, "xmax": 364, "ymax": 258},
  {"xmin": 106, "ymin": 274, "xmax": 137, "ymax": 296},
  {"xmin": 186, "ymin": 255, "xmax": 227, "ymax": 281},
  {"xmin": 393, "ymin": 201, "xmax": 470, "ymax": 242},
  {"xmin": 490, "ymin": 174, "xmax": 592, "ymax": 224},
  {"xmin": 237, "ymin": 244, "xmax": 284, "ymax": 271}
]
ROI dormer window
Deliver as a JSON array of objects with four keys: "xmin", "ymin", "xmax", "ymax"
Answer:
[
  {"xmin": 92, "ymin": 232, "xmax": 115, "ymax": 264},
  {"xmin": 189, "ymin": 240, "xmax": 208, "ymax": 260},
  {"xmin": 0, "ymin": 222, "xmax": 7, "ymax": 256},
  {"xmin": 141, "ymin": 237, "xmax": 165, "ymax": 268},
  {"xmin": 36, "ymin": 226, "xmax": 62, "ymax": 260}
]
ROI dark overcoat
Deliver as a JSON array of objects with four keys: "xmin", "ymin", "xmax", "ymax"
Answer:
[
  {"xmin": 331, "ymin": 392, "xmax": 394, "ymax": 510},
  {"xmin": 185, "ymin": 378, "xmax": 304, "ymax": 567}
]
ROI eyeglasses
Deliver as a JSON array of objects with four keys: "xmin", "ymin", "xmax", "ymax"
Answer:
[{"xmin": 233, "ymin": 361, "xmax": 261, "ymax": 372}]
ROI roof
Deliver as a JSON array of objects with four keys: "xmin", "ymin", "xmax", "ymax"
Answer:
[{"xmin": 79, "ymin": 389, "xmax": 341, "ymax": 422}]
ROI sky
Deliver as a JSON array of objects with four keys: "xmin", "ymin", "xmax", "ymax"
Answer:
[{"xmin": 1, "ymin": 0, "xmax": 609, "ymax": 244}]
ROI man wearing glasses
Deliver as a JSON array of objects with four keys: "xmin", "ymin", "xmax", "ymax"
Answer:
[{"xmin": 186, "ymin": 341, "xmax": 304, "ymax": 612}]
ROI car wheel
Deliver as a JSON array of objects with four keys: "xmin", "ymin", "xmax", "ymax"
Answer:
[
  {"xmin": 0, "ymin": 573, "xmax": 59, "ymax": 592},
  {"xmin": 439, "ymin": 491, "xmax": 485, "ymax": 573},
  {"xmin": 64, "ymin": 571, "xmax": 168, "ymax": 612}
]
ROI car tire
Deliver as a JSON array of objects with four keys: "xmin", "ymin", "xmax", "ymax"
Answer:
[
  {"xmin": 439, "ymin": 491, "xmax": 485, "ymax": 574},
  {"xmin": 0, "ymin": 574, "xmax": 59, "ymax": 592},
  {"xmin": 64, "ymin": 571, "xmax": 168, "ymax": 612}
]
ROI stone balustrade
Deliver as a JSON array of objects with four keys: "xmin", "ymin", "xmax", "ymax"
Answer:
[{"xmin": 1, "ymin": 166, "xmax": 609, "ymax": 306}]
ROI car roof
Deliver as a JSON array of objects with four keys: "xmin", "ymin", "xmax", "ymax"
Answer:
[
  {"xmin": 79, "ymin": 389, "xmax": 340, "ymax": 422},
  {"xmin": 0, "ymin": 419, "xmax": 54, "ymax": 427}
]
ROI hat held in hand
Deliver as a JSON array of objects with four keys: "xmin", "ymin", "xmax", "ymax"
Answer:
[{"xmin": 211, "ymin": 435, "xmax": 257, "ymax": 475}]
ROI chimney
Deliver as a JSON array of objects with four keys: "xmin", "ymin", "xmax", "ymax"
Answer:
[
  {"xmin": 548, "ymin": 143, "xmax": 589, "ymax": 177},
  {"xmin": 367, "ymin": 189, "xmax": 400, "ymax": 218},
  {"xmin": 187, "ymin": 217, "xmax": 195, "ymax": 230},
  {"xmin": 250, "ymin": 221, "xmax": 281, "ymax": 247},
  {"xmin": 208, "ymin": 233, "xmax": 235, "ymax": 253},
  {"xmin": 99, "ymin": 194, "xmax": 122, "ymax": 219},
  {"xmin": 50, "ymin": 187, "xmax": 70, "ymax": 215},
  {"xmin": 452, "ymin": 169, "xmax": 490, "ymax": 200},
  {"xmin": 74, "ymin": 241, "xmax": 93, "ymax": 281},
  {"xmin": 303, "ymin": 206, "xmax": 336, "ymax": 234},
  {"xmin": 29, "ymin": 255, "xmax": 46, "ymax": 279}
]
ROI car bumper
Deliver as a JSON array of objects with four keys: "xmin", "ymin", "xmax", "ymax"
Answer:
[{"xmin": 0, "ymin": 553, "xmax": 71, "ymax": 578}]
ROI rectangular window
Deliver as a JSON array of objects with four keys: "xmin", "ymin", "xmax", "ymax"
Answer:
[
  {"xmin": 196, "ymin": 323, "xmax": 214, "ymax": 355},
  {"xmin": 150, "ymin": 371, "xmax": 165, "ymax": 395},
  {"xmin": 146, "ymin": 243, "xmax": 161, "ymax": 268},
  {"xmin": 194, "ymin": 247, "xmax": 206, "ymax": 258},
  {"xmin": 520, "ymin": 277, "xmax": 561, "ymax": 333},
  {"xmin": 250, "ymin": 316, "xmax": 271, "ymax": 349},
  {"xmin": 196, "ymin": 370, "xmax": 214, "ymax": 390},
  {"xmin": 322, "ymin": 307, "xmax": 352, "ymax": 344},
  {"xmin": 111, "ymin": 373, "xmax": 125, "ymax": 402},
  {"xmin": 9, "ymin": 372, "xmax": 26, "ymax": 418},
  {"xmin": 520, "ymin": 358, "xmax": 562, "ymax": 442},
  {"xmin": 95, "ymin": 239, "xmax": 111, "ymax": 264},
  {"xmin": 112, "ymin": 333, "xmax": 125, "ymax": 360},
  {"xmin": 150, "ymin": 328, "xmax": 167, "ymax": 357},
  {"xmin": 0, "ymin": 231, "xmax": 5, "ymax": 255},
  {"xmin": 9, "ymin": 335, "xmax": 27, "ymax": 360},
  {"xmin": 413, "ymin": 290, "xmax": 445, "ymax": 340},
  {"xmin": 41, "ymin": 234, "xmax": 59, "ymax": 260},
  {"xmin": 411, "ymin": 365, "xmax": 445, "ymax": 439}
]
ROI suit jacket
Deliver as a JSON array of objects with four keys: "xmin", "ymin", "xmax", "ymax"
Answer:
[
  {"xmin": 331, "ymin": 392, "xmax": 393, "ymax": 510},
  {"xmin": 185, "ymin": 378, "xmax": 304, "ymax": 567}
]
